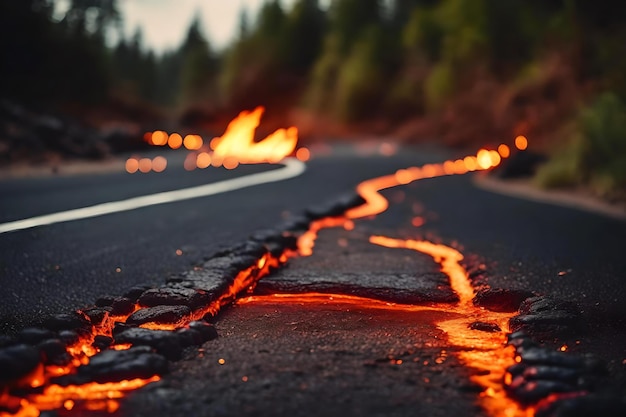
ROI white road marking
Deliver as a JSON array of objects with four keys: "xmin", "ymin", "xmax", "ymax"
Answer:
[{"xmin": 0, "ymin": 158, "xmax": 306, "ymax": 234}]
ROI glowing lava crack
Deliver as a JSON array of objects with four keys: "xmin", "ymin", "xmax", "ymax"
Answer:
[{"xmin": 2, "ymin": 135, "xmax": 592, "ymax": 417}]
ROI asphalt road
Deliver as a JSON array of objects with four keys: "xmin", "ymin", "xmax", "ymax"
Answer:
[
  {"xmin": 1, "ymin": 144, "xmax": 625, "ymax": 416},
  {"xmin": 0, "ymin": 145, "xmax": 450, "ymax": 333}
]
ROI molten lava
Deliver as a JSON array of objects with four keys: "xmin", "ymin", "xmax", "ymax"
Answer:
[{"xmin": 3, "ymin": 136, "xmax": 532, "ymax": 416}]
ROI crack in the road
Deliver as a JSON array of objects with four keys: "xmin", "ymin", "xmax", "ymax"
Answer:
[{"xmin": 2, "ymin": 141, "xmax": 612, "ymax": 417}]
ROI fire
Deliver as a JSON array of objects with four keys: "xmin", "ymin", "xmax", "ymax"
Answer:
[
  {"xmin": 211, "ymin": 107, "xmax": 298, "ymax": 165},
  {"xmin": 135, "ymin": 106, "xmax": 301, "ymax": 173}
]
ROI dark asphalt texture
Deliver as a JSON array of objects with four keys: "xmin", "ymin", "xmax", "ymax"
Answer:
[
  {"xmin": 1, "ymin": 144, "xmax": 625, "ymax": 416},
  {"xmin": 0, "ymin": 146, "xmax": 448, "ymax": 333}
]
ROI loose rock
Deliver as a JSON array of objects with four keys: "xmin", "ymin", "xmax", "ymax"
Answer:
[
  {"xmin": 52, "ymin": 346, "xmax": 168, "ymax": 385},
  {"xmin": 17, "ymin": 328, "xmax": 56, "ymax": 345},
  {"xmin": 469, "ymin": 321, "xmax": 501, "ymax": 332},
  {"xmin": 126, "ymin": 305, "xmax": 191, "ymax": 327},
  {"xmin": 0, "ymin": 344, "xmax": 41, "ymax": 383},
  {"xmin": 139, "ymin": 287, "xmax": 209, "ymax": 310},
  {"xmin": 473, "ymin": 288, "xmax": 535, "ymax": 312},
  {"xmin": 114, "ymin": 328, "xmax": 183, "ymax": 360}
]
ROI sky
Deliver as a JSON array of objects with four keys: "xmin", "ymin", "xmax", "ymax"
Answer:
[{"xmin": 117, "ymin": 0, "xmax": 297, "ymax": 52}]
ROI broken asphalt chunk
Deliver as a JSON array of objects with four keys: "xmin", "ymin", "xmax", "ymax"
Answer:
[
  {"xmin": 534, "ymin": 393, "xmax": 626, "ymax": 417},
  {"xmin": 469, "ymin": 321, "xmax": 501, "ymax": 332},
  {"xmin": 52, "ymin": 346, "xmax": 168, "ymax": 385},
  {"xmin": 43, "ymin": 312, "xmax": 92, "ymax": 334},
  {"xmin": 139, "ymin": 287, "xmax": 209, "ymax": 310},
  {"xmin": 188, "ymin": 320, "xmax": 218, "ymax": 342},
  {"xmin": 114, "ymin": 328, "xmax": 182, "ymax": 360},
  {"xmin": 17, "ymin": 327, "xmax": 56, "ymax": 345},
  {"xmin": 126, "ymin": 305, "xmax": 191, "ymax": 327},
  {"xmin": 473, "ymin": 288, "xmax": 535, "ymax": 312},
  {"xmin": 0, "ymin": 344, "xmax": 41, "ymax": 383}
]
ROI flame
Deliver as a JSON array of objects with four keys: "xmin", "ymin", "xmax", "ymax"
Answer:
[{"xmin": 211, "ymin": 107, "xmax": 297, "ymax": 165}]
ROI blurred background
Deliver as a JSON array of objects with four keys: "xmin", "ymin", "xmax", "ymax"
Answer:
[{"xmin": 0, "ymin": 0, "xmax": 625, "ymax": 199}]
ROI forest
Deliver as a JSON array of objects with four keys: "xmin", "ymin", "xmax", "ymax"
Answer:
[{"xmin": 1, "ymin": 0, "xmax": 625, "ymax": 197}]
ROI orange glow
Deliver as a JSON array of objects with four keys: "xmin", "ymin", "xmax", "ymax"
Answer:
[
  {"xmin": 110, "ymin": 344, "xmax": 132, "ymax": 351},
  {"xmin": 125, "ymin": 158, "xmax": 139, "ymax": 174},
  {"xmin": 477, "ymin": 149, "xmax": 493, "ymax": 170},
  {"xmin": 222, "ymin": 157, "xmax": 239, "ymax": 170},
  {"xmin": 168, "ymin": 133, "xmax": 183, "ymax": 149},
  {"xmin": 411, "ymin": 216, "xmax": 425, "ymax": 227},
  {"xmin": 184, "ymin": 153, "xmax": 197, "ymax": 171},
  {"xmin": 151, "ymin": 131, "xmax": 168, "ymax": 146},
  {"xmin": 296, "ymin": 147, "xmax": 311, "ymax": 162},
  {"xmin": 196, "ymin": 152, "xmax": 212, "ymax": 169},
  {"xmin": 498, "ymin": 144, "xmax": 510, "ymax": 158},
  {"xmin": 379, "ymin": 142, "xmax": 396, "ymax": 156},
  {"xmin": 464, "ymin": 156, "xmax": 478, "ymax": 171},
  {"xmin": 184, "ymin": 134, "xmax": 203, "ymax": 150},
  {"xmin": 211, "ymin": 107, "xmax": 298, "ymax": 164},
  {"xmin": 515, "ymin": 135, "xmax": 528, "ymax": 150},
  {"xmin": 370, "ymin": 236, "xmax": 474, "ymax": 305},
  {"xmin": 152, "ymin": 156, "xmax": 167, "ymax": 173},
  {"xmin": 138, "ymin": 158, "xmax": 152, "ymax": 173},
  {"xmin": 489, "ymin": 150, "xmax": 502, "ymax": 167},
  {"xmin": 29, "ymin": 377, "xmax": 159, "ymax": 411}
]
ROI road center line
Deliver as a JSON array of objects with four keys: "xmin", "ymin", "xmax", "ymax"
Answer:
[{"xmin": 0, "ymin": 158, "xmax": 306, "ymax": 234}]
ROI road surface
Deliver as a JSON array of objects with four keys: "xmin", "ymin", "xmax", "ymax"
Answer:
[{"xmin": 1, "ymin": 144, "xmax": 625, "ymax": 416}]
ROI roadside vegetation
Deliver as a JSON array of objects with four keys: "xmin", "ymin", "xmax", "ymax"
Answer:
[{"xmin": 1, "ymin": 0, "xmax": 625, "ymax": 196}]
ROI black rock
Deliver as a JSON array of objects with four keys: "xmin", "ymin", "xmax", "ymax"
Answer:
[
  {"xmin": 469, "ymin": 321, "xmax": 501, "ymax": 332},
  {"xmin": 81, "ymin": 307, "xmax": 111, "ymax": 326},
  {"xmin": 17, "ymin": 327, "xmax": 56, "ymax": 345},
  {"xmin": 506, "ymin": 363, "xmax": 528, "ymax": 378},
  {"xmin": 511, "ymin": 379, "xmax": 578, "ymax": 404},
  {"xmin": 509, "ymin": 312, "xmax": 580, "ymax": 334},
  {"xmin": 188, "ymin": 321, "xmax": 218, "ymax": 342},
  {"xmin": 43, "ymin": 312, "xmax": 92, "ymax": 333},
  {"xmin": 114, "ymin": 328, "xmax": 183, "ymax": 360},
  {"xmin": 507, "ymin": 332, "xmax": 537, "ymax": 349},
  {"xmin": 124, "ymin": 284, "xmax": 154, "ymax": 302},
  {"xmin": 93, "ymin": 335, "xmax": 113, "ymax": 350},
  {"xmin": 95, "ymin": 295, "xmax": 116, "ymax": 307},
  {"xmin": 110, "ymin": 297, "xmax": 136, "ymax": 316},
  {"xmin": 280, "ymin": 215, "xmax": 310, "ymax": 232},
  {"xmin": 473, "ymin": 288, "xmax": 535, "ymax": 312},
  {"xmin": 305, "ymin": 193, "xmax": 365, "ymax": 219},
  {"xmin": 52, "ymin": 346, "xmax": 168, "ymax": 385},
  {"xmin": 38, "ymin": 339, "xmax": 67, "ymax": 360},
  {"xmin": 126, "ymin": 305, "xmax": 191, "ymax": 327},
  {"xmin": 519, "ymin": 297, "xmax": 580, "ymax": 316},
  {"xmin": 534, "ymin": 393, "xmax": 626, "ymax": 417},
  {"xmin": 519, "ymin": 348, "xmax": 585, "ymax": 368},
  {"xmin": 58, "ymin": 330, "xmax": 80, "ymax": 345},
  {"xmin": 139, "ymin": 287, "xmax": 209, "ymax": 310},
  {"xmin": 523, "ymin": 365, "xmax": 581, "ymax": 383},
  {"xmin": 0, "ymin": 344, "xmax": 42, "ymax": 383},
  {"xmin": 249, "ymin": 229, "xmax": 284, "ymax": 245},
  {"xmin": 0, "ymin": 335, "xmax": 14, "ymax": 348},
  {"xmin": 175, "ymin": 328, "xmax": 203, "ymax": 347},
  {"xmin": 229, "ymin": 240, "xmax": 267, "ymax": 259}
]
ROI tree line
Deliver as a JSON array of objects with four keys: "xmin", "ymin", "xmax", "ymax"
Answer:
[{"xmin": 2, "ymin": 0, "xmax": 626, "ymax": 122}]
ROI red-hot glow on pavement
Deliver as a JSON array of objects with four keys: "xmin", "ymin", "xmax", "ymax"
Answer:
[{"xmin": 2, "ymin": 135, "xmax": 530, "ymax": 416}]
